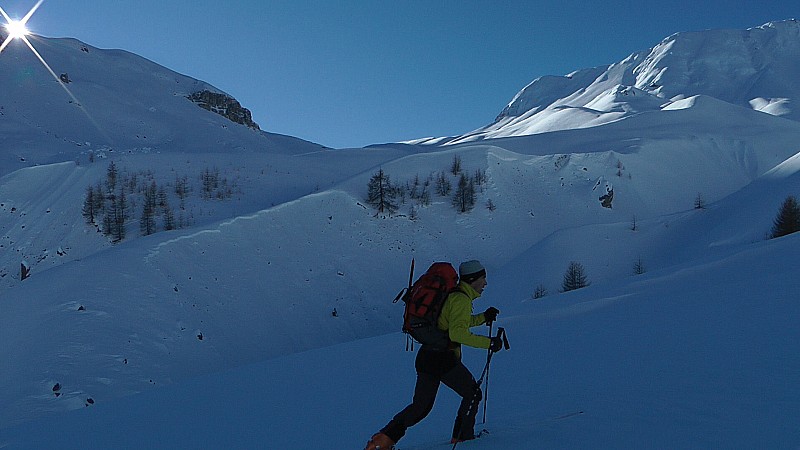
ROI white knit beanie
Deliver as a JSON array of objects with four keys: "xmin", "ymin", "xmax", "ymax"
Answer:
[{"xmin": 459, "ymin": 260, "xmax": 486, "ymax": 283}]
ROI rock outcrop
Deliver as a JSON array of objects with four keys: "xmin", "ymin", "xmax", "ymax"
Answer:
[{"xmin": 188, "ymin": 90, "xmax": 260, "ymax": 130}]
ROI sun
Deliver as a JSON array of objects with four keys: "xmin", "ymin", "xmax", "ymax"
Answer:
[
  {"xmin": 0, "ymin": 0, "xmax": 105, "ymax": 140},
  {"xmin": 1, "ymin": 0, "xmax": 43, "ymax": 49},
  {"xmin": 0, "ymin": 0, "xmax": 43, "ymax": 54},
  {"xmin": 5, "ymin": 19, "xmax": 29, "ymax": 39}
]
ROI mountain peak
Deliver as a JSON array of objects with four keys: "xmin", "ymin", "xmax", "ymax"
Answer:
[
  {"xmin": 437, "ymin": 19, "xmax": 800, "ymax": 145},
  {"xmin": 636, "ymin": 19, "xmax": 800, "ymax": 109}
]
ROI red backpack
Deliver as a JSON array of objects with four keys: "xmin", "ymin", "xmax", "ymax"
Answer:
[{"xmin": 393, "ymin": 259, "xmax": 459, "ymax": 350}]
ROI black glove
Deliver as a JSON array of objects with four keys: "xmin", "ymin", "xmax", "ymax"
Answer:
[
  {"xmin": 483, "ymin": 307, "xmax": 499, "ymax": 323},
  {"xmin": 489, "ymin": 336, "xmax": 503, "ymax": 353}
]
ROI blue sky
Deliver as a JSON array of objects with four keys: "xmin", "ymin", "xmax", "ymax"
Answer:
[{"xmin": 4, "ymin": 0, "xmax": 799, "ymax": 148}]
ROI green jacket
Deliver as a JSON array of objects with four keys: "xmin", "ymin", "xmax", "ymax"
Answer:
[{"xmin": 438, "ymin": 281, "xmax": 491, "ymax": 358}]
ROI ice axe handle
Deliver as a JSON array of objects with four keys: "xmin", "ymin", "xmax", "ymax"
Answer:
[{"xmin": 392, "ymin": 258, "xmax": 416, "ymax": 304}]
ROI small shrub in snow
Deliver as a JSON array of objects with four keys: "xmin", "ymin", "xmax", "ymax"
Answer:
[
  {"xmin": 532, "ymin": 284, "xmax": 547, "ymax": 299},
  {"xmin": 694, "ymin": 192, "xmax": 706, "ymax": 209},
  {"xmin": 633, "ymin": 257, "xmax": 646, "ymax": 275}
]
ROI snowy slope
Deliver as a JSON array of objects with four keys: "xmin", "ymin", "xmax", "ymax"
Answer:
[
  {"xmin": 0, "ymin": 34, "xmax": 324, "ymax": 176},
  {"xmin": 1, "ymin": 228, "xmax": 798, "ymax": 449},
  {"xmin": 1, "ymin": 20, "xmax": 800, "ymax": 449}
]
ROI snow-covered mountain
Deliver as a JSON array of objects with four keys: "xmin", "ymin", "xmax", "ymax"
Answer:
[
  {"xmin": 1, "ymin": 21, "xmax": 799, "ymax": 448},
  {"xmin": 410, "ymin": 20, "xmax": 800, "ymax": 145},
  {"xmin": 0, "ymin": 33, "xmax": 324, "ymax": 175}
]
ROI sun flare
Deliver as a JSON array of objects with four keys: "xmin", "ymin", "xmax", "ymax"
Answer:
[
  {"xmin": 5, "ymin": 19, "xmax": 29, "ymax": 39},
  {"xmin": 1, "ymin": 0, "xmax": 43, "ymax": 53}
]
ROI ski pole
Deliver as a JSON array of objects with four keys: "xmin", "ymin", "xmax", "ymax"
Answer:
[
  {"xmin": 482, "ymin": 320, "xmax": 493, "ymax": 424},
  {"xmin": 482, "ymin": 326, "xmax": 509, "ymax": 425},
  {"xmin": 480, "ymin": 327, "xmax": 510, "ymax": 426},
  {"xmin": 453, "ymin": 327, "xmax": 509, "ymax": 450}
]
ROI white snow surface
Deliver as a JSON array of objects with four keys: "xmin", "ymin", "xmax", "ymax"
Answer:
[{"xmin": 1, "ymin": 21, "xmax": 800, "ymax": 449}]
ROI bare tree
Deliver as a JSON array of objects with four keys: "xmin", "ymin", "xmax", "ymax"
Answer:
[{"xmin": 201, "ymin": 167, "xmax": 219, "ymax": 199}]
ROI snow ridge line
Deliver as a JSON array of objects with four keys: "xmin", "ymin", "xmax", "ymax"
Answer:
[{"xmin": 143, "ymin": 190, "xmax": 353, "ymax": 263}]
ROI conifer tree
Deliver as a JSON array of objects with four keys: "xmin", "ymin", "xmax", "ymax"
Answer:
[
  {"xmin": 140, "ymin": 205, "xmax": 156, "ymax": 236},
  {"xmin": 140, "ymin": 183, "xmax": 157, "ymax": 236},
  {"xmin": 450, "ymin": 155, "xmax": 462, "ymax": 175},
  {"xmin": 452, "ymin": 173, "xmax": 476, "ymax": 213},
  {"xmin": 694, "ymin": 192, "xmax": 706, "ymax": 209},
  {"xmin": 106, "ymin": 161, "xmax": 118, "ymax": 195},
  {"xmin": 111, "ymin": 187, "xmax": 127, "ymax": 242},
  {"xmin": 561, "ymin": 261, "xmax": 590, "ymax": 292},
  {"xmin": 367, "ymin": 168, "xmax": 397, "ymax": 215},
  {"xmin": 93, "ymin": 182, "xmax": 105, "ymax": 214},
  {"xmin": 409, "ymin": 174, "xmax": 420, "ymax": 200},
  {"xmin": 82, "ymin": 186, "xmax": 98, "ymax": 224},
  {"xmin": 175, "ymin": 174, "xmax": 190, "ymax": 201},
  {"xmin": 435, "ymin": 171, "xmax": 452, "ymax": 197},
  {"xmin": 157, "ymin": 185, "xmax": 169, "ymax": 209},
  {"xmin": 102, "ymin": 207, "xmax": 114, "ymax": 236},
  {"xmin": 770, "ymin": 195, "xmax": 800, "ymax": 238},
  {"xmin": 163, "ymin": 208, "xmax": 176, "ymax": 231},
  {"xmin": 419, "ymin": 184, "xmax": 431, "ymax": 207}
]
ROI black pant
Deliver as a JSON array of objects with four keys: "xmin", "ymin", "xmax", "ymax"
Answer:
[{"xmin": 381, "ymin": 347, "xmax": 482, "ymax": 443}]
